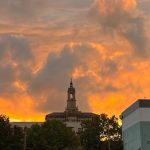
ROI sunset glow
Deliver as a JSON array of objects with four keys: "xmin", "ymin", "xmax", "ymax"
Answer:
[{"xmin": 0, "ymin": 0, "xmax": 150, "ymax": 121}]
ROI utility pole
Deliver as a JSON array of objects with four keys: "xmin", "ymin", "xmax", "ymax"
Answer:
[
  {"xmin": 23, "ymin": 128, "xmax": 27, "ymax": 150},
  {"xmin": 107, "ymin": 120, "xmax": 111, "ymax": 150}
]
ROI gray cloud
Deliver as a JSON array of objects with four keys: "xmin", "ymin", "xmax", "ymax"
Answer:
[
  {"xmin": 28, "ymin": 42, "xmax": 123, "ymax": 113},
  {"xmin": 0, "ymin": 34, "xmax": 34, "ymax": 98},
  {"xmin": 0, "ymin": 0, "xmax": 149, "ymax": 118},
  {"xmin": 89, "ymin": 0, "xmax": 149, "ymax": 57},
  {"xmin": 0, "ymin": 0, "xmax": 49, "ymax": 23},
  {"xmin": 0, "ymin": 35, "xmax": 34, "ymax": 63},
  {"xmin": 100, "ymin": 59, "xmax": 118, "ymax": 76},
  {"xmin": 29, "ymin": 43, "xmax": 101, "ymax": 112},
  {"xmin": 0, "ymin": 0, "xmax": 92, "ymax": 23},
  {"xmin": 0, "ymin": 35, "xmax": 120, "ymax": 113},
  {"xmin": 138, "ymin": 0, "xmax": 150, "ymax": 15},
  {"xmin": 0, "ymin": 65, "xmax": 18, "ymax": 97}
]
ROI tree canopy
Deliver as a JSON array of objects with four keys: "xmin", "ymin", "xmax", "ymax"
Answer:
[
  {"xmin": 79, "ymin": 114, "xmax": 123, "ymax": 150},
  {"xmin": 27, "ymin": 120, "xmax": 81, "ymax": 150},
  {"xmin": 0, "ymin": 114, "xmax": 123, "ymax": 150},
  {"xmin": 0, "ymin": 115, "xmax": 24, "ymax": 150}
]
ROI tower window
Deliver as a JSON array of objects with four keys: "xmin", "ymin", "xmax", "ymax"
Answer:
[{"xmin": 70, "ymin": 93, "xmax": 73, "ymax": 99}]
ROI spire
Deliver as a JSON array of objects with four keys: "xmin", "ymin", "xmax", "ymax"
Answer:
[
  {"xmin": 66, "ymin": 78, "xmax": 78, "ymax": 112},
  {"xmin": 70, "ymin": 78, "xmax": 73, "ymax": 87}
]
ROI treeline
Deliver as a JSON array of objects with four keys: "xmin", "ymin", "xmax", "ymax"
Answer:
[{"xmin": 0, "ymin": 114, "xmax": 123, "ymax": 150}]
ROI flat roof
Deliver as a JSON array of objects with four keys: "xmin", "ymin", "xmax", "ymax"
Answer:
[
  {"xmin": 122, "ymin": 99, "xmax": 150, "ymax": 119},
  {"xmin": 46, "ymin": 111, "xmax": 99, "ymax": 119}
]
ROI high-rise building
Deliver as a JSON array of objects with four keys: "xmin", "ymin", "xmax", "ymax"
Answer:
[
  {"xmin": 121, "ymin": 99, "xmax": 150, "ymax": 150},
  {"xmin": 46, "ymin": 80, "xmax": 99, "ymax": 132}
]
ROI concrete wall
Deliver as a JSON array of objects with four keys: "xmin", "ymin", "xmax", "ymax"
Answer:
[
  {"xmin": 122, "ymin": 108, "xmax": 150, "ymax": 150},
  {"xmin": 141, "ymin": 122, "xmax": 150, "ymax": 150},
  {"xmin": 123, "ymin": 122, "xmax": 141, "ymax": 150},
  {"xmin": 122, "ymin": 108, "xmax": 150, "ymax": 131},
  {"xmin": 123, "ymin": 122, "xmax": 150, "ymax": 150}
]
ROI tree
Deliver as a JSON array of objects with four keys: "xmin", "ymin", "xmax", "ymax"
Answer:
[
  {"xmin": 26, "ymin": 124, "xmax": 47, "ymax": 150},
  {"xmin": 10, "ymin": 125, "xmax": 24, "ymax": 150},
  {"xmin": 99, "ymin": 114, "xmax": 122, "ymax": 150},
  {"xmin": 79, "ymin": 117, "xmax": 101, "ymax": 150},
  {"xmin": 79, "ymin": 114, "xmax": 123, "ymax": 150},
  {"xmin": 0, "ymin": 115, "xmax": 12, "ymax": 150},
  {"xmin": 0, "ymin": 114, "xmax": 122, "ymax": 150},
  {"xmin": 0, "ymin": 115, "xmax": 24, "ymax": 150},
  {"xmin": 26, "ymin": 120, "xmax": 81, "ymax": 150},
  {"xmin": 99, "ymin": 114, "xmax": 121, "ymax": 140}
]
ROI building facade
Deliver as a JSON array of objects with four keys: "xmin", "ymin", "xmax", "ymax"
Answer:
[
  {"xmin": 46, "ymin": 80, "xmax": 99, "ymax": 132},
  {"xmin": 122, "ymin": 99, "xmax": 150, "ymax": 150}
]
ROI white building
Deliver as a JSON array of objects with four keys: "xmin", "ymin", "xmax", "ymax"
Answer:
[{"xmin": 121, "ymin": 99, "xmax": 150, "ymax": 150}]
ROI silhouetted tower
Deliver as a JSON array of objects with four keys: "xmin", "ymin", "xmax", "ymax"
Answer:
[{"xmin": 66, "ymin": 79, "xmax": 78, "ymax": 112}]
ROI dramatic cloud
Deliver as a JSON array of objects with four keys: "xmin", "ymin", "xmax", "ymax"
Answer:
[
  {"xmin": 89, "ymin": 0, "xmax": 149, "ymax": 56},
  {"xmin": 138, "ymin": 0, "xmax": 150, "ymax": 15},
  {"xmin": 0, "ymin": 0, "xmax": 150, "ymax": 121},
  {"xmin": 0, "ymin": 35, "xmax": 34, "ymax": 97},
  {"xmin": 28, "ymin": 42, "xmax": 131, "ymax": 114},
  {"xmin": 29, "ymin": 43, "xmax": 101, "ymax": 112},
  {"xmin": 0, "ymin": 0, "xmax": 49, "ymax": 23},
  {"xmin": 0, "ymin": 0, "xmax": 92, "ymax": 24}
]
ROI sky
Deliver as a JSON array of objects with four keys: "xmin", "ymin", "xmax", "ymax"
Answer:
[{"xmin": 0, "ymin": 0, "xmax": 150, "ymax": 121}]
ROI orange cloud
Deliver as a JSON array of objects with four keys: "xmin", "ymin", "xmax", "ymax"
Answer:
[
  {"xmin": 88, "ymin": 94, "xmax": 127, "ymax": 117},
  {"xmin": 0, "ymin": 0, "xmax": 150, "ymax": 122}
]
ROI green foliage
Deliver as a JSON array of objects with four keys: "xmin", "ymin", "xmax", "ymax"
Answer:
[
  {"xmin": 27, "ymin": 124, "xmax": 47, "ymax": 150},
  {"xmin": 10, "ymin": 125, "xmax": 24, "ymax": 150},
  {"xmin": 0, "ymin": 115, "xmax": 24, "ymax": 150},
  {"xmin": 99, "ymin": 114, "xmax": 122, "ymax": 141},
  {"xmin": 26, "ymin": 120, "xmax": 80, "ymax": 150},
  {"xmin": 0, "ymin": 114, "xmax": 123, "ymax": 150},
  {"xmin": 99, "ymin": 114, "xmax": 123, "ymax": 150},
  {"xmin": 79, "ymin": 117, "xmax": 101, "ymax": 150},
  {"xmin": 79, "ymin": 114, "xmax": 123, "ymax": 150},
  {"xmin": 0, "ymin": 114, "xmax": 11, "ymax": 149}
]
